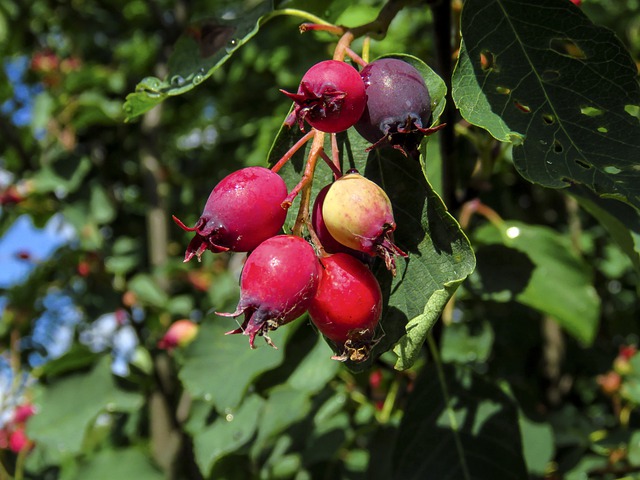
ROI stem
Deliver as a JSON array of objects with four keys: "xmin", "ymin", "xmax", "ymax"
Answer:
[
  {"xmin": 333, "ymin": 31, "xmax": 355, "ymax": 61},
  {"xmin": 271, "ymin": 130, "xmax": 314, "ymax": 173},
  {"xmin": 330, "ymin": 134, "xmax": 342, "ymax": 179},
  {"xmin": 377, "ymin": 377, "xmax": 399, "ymax": 423},
  {"xmin": 458, "ymin": 198, "xmax": 504, "ymax": 231},
  {"xmin": 318, "ymin": 150, "xmax": 342, "ymax": 179},
  {"xmin": 266, "ymin": 8, "xmax": 336, "ymax": 27},
  {"xmin": 426, "ymin": 333, "xmax": 472, "ymax": 480},
  {"xmin": 362, "ymin": 36, "xmax": 371, "ymax": 63},
  {"xmin": 289, "ymin": 132, "xmax": 325, "ymax": 235},
  {"xmin": 344, "ymin": 48, "xmax": 367, "ymax": 67},
  {"xmin": 299, "ymin": 23, "xmax": 344, "ymax": 35}
]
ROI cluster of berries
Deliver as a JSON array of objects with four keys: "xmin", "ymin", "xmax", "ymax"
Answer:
[
  {"xmin": 0, "ymin": 403, "xmax": 35, "ymax": 454},
  {"xmin": 174, "ymin": 56, "xmax": 436, "ymax": 362}
]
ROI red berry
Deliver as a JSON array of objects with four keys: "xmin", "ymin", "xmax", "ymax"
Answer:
[
  {"xmin": 308, "ymin": 253, "xmax": 382, "ymax": 362},
  {"xmin": 173, "ymin": 167, "xmax": 288, "ymax": 261},
  {"xmin": 322, "ymin": 171, "xmax": 407, "ymax": 275},
  {"xmin": 355, "ymin": 58, "xmax": 443, "ymax": 157},
  {"xmin": 8, "ymin": 427, "xmax": 32, "ymax": 453},
  {"xmin": 12, "ymin": 404, "xmax": 36, "ymax": 424},
  {"xmin": 219, "ymin": 235, "xmax": 321, "ymax": 348},
  {"xmin": 281, "ymin": 60, "xmax": 367, "ymax": 133}
]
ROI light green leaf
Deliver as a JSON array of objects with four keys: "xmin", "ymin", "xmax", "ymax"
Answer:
[
  {"xmin": 27, "ymin": 357, "xmax": 143, "ymax": 464},
  {"xmin": 128, "ymin": 274, "xmax": 169, "ymax": 308},
  {"xmin": 453, "ymin": 0, "xmax": 640, "ymax": 210},
  {"xmin": 71, "ymin": 448, "xmax": 163, "ymax": 480},
  {"xmin": 393, "ymin": 363, "xmax": 528, "ymax": 479},
  {"xmin": 188, "ymin": 394, "xmax": 264, "ymax": 477},
  {"xmin": 179, "ymin": 318, "xmax": 285, "ymax": 410},
  {"xmin": 472, "ymin": 221, "xmax": 600, "ymax": 345}
]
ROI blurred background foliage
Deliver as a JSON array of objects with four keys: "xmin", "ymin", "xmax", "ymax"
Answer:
[{"xmin": 0, "ymin": 0, "xmax": 639, "ymax": 479}]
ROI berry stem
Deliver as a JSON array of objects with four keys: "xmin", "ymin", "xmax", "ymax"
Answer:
[
  {"xmin": 333, "ymin": 31, "xmax": 355, "ymax": 61},
  {"xmin": 289, "ymin": 131, "xmax": 325, "ymax": 236},
  {"xmin": 299, "ymin": 22, "xmax": 344, "ymax": 35},
  {"xmin": 271, "ymin": 130, "xmax": 315, "ymax": 173},
  {"xmin": 345, "ymin": 47, "xmax": 368, "ymax": 67},
  {"xmin": 319, "ymin": 149, "xmax": 342, "ymax": 179},
  {"xmin": 330, "ymin": 134, "xmax": 342, "ymax": 179}
]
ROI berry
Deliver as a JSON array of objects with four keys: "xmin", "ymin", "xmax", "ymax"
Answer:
[
  {"xmin": 158, "ymin": 319, "xmax": 199, "ymax": 350},
  {"xmin": 309, "ymin": 253, "xmax": 382, "ymax": 362},
  {"xmin": 173, "ymin": 167, "xmax": 288, "ymax": 262},
  {"xmin": 219, "ymin": 235, "xmax": 321, "ymax": 348},
  {"xmin": 8, "ymin": 427, "xmax": 32, "ymax": 454},
  {"xmin": 312, "ymin": 184, "xmax": 366, "ymax": 259},
  {"xmin": 355, "ymin": 58, "xmax": 444, "ymax": 157},
  {"xmin": 281, "ymin": 60, "xmax": 366, "ymax": 133},
  {"xmin": 322, "ymin": 171, "xmax": 407, "ymax": 275}
]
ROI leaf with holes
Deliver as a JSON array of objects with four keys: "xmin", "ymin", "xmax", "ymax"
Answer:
[
  {"xmin": 453, "ymin": 0, "xmax": 640, "ymax": 211},
  {"xmin": 269, "ymin": 54, "xmax": 475, "ymax": 370},
  {"xmin": 123, "ymin": 1, "xmax": 274, "ymax": 121}
]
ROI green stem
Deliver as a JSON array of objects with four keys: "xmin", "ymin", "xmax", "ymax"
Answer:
[
  {"xmin": 265, "ymin": 8, "xmax": 335, "ymax": 27},
  {"xmin": 426, "ymin": 333, "xmax": 471, "ymax": 480}
]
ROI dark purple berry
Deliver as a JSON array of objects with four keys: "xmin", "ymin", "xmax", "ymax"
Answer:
[{"xmin": 355, "ymin": 58, "xmax": 444, "ymax": 157}]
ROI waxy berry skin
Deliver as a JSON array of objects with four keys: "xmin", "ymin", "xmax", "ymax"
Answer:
[
  {"xmin": 309, "ymin": 253, "xmax": 382, "ymax": 362},
  {"xmin": 355, "ymin": 58, "xmax": 443, "ymax": 157},
  {"xmin": 172, "ymin": 167, "xmax": 288, "ymax": 262},
  {"xmin": 281, "ymin": 60, "xmax": 367, "ymax": 133},
  {"xmin": 322, "ymin": 172, "xmax": 407, "ymax": 275},
  {"xmin": 219, "ymin": 235, "xmax": 322, "ymax": 348}
]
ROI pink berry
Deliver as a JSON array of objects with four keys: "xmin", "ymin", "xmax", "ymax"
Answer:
[
  {"xmin": 9, "ymin": 427, "xmax": 32, "ymax": 453},
  {"xmin": 322, "ymin": 171, "xmax": 407, "ymax": 275},
  {"xmin": 172, "ymin": 167, "xmax": 288, "ymax": 261},
  {"xmin": 218, "ymin": 235, "xmax": 321, "ymax": 348},
  {"xmin": 309, "ymin": 253, "xmax": 382, "ymax": 362},
  {"xmin": 158, "ymin": 319, "xmax": 199, "ymax": 350},
  {"xmin": 12, "ymin": 404, "xmax": 36, "ymax": 424},
  {"xmin": 281, "ymin": 60, "xmax": 367, "ymax": 133}
]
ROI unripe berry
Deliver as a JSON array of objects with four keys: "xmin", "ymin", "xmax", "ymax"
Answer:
[
  {"xmin": 158, "ymin": 319, "xmax": 199, "ymax": 350},
  {"xmin": 309, "ymin": 253, "xmax": 382, "ymax": 362},
  {"xmin": 281, "ymin": 60, "xmax": 367, "ymax": 133},
  {"xmin": 173, "ymin": 167, "xmax": 288, "ymax": 262},
  {"xmin": 322, "ymin": 172, "xmax": 407, "ymax": 275},
  {"xmin": 219, "ymin": 235, "xmax": 322, "ymax": 348},
  {"xmin": 355, "ymin": 58, "xmax": 444, "ymax": 157}
]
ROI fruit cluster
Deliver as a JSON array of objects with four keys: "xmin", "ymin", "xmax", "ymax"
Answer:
[{"xmin": 174, "ymin": 45, "xmax": 441, "ymax": 362}]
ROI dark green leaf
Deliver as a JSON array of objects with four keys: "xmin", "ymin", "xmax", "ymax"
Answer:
[
  {"xmin": 72, "ymin": 448, "xmax": 163, "ymax": 480},
  {"xmin": 453, "ymin": 0, "xmax": 640, "ymax": 210},
  {"xmin": 392, "ymin": 363, "xmax": 528, "ymax": 480}
]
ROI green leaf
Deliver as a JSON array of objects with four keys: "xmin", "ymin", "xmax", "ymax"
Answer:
[
  {"xmin": 472, "ymin": 221, "xmax": 600, "ymax": 345},
  {"xmin": 570, "ymin": 185, "xmax": 640, "ymax": 273},
  {"xmin": 128, "ymin": 274, "xmax": 169, "ymax": 308},
  {"xmin": 393, "ymin": 363, "xmax": 528, "ymax": 480},
  {"xmin": 27, "ymin": 357, "xmax": 144, "ymax": 464},
  {"xmin": 268, "ymin": 54, "xmax": 475, "ymax": 371},
  {"xmin": 72, "ymin": 448, "xmax": 163, "ymax": 480},
  {"xmin": 441, "ymin": 320, "xmax": 494, "ymax": 364},
  {"xmin": 179, "ymin": 318, "xmax": 285, "ymax": 410},
  {"xmin": 188, "ymin": 394, "xmax": 265, "ymax": 477},
  {"xmin": 123, "ymin": 0, "xmax": 274, "ymax": 120},
  {"xmin": 453, "ymin": 0, "xmax": 640, "ymax": 210},
  {"xmin": 519, "ymin": 416, "xmax": 555, "ymax": 475}
]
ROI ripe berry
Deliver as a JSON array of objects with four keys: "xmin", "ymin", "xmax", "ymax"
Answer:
[
  {"xmin": 355, "ymin": 58, "xmax": 443, "ymax": 157},
  {"xmin": 172, "ymin": 167, "xmax": 288, "ymax": 262},
  {"xmin": 281, "ymin": 60, "xmax": 367, "ymax": 133},
  {"xmin": 322, "ymin": 171, "xmax": 407, "ymax": 275},
  {"xmin": 309, "ymin": 253, "xmax": 382, "ymax": 362},
  {"xmin": 219, "ymin": 235, "xmax": 321, "ymax": 348}
]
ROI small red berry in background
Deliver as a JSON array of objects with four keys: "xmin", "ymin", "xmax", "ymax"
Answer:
[{"xmin": 158, "ymin": 320, "xmax": 199, "ymax": 350}]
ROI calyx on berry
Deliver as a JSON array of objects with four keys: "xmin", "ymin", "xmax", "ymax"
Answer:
[
  {"xmin": 218, "ymin": 235, "xmax": 321, "ymax": 348},
  {"xmin": 322, "ymin": 171, "xmax": 407, "ymax": 275},
  {"xmin": 355, "ymin": 58, "xmax": 444, "ymax": 157},
  {"xmin": 172, "ymin": 166, "xmax": 288, "ymax": 262},
  {"xmin": 309, "ymin": 253, "xmax": 383, "ymax": 362},
  {"xmin": 281, "ymin": 60, "xmax": 367, "ymax": 133}
]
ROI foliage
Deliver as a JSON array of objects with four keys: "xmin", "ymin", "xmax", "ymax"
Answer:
[{"xmin": 1, "ymin": 0, "xmax": 639, "ymax": 479}]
